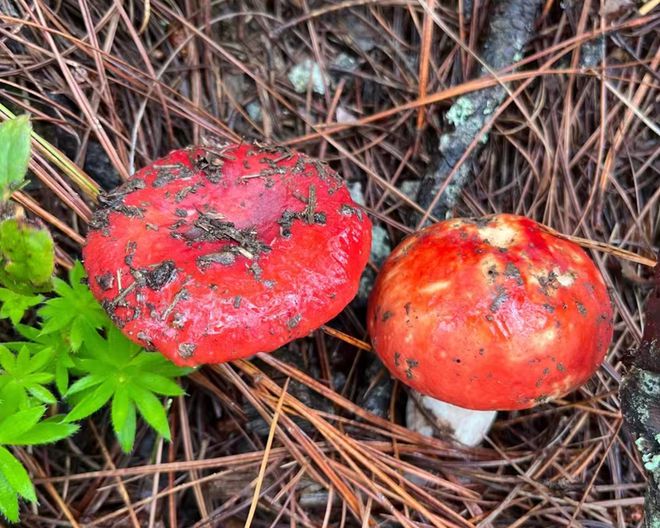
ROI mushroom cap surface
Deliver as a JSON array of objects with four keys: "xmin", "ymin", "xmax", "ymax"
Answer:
[
  {"xmin": 367, "ymin": 214, "xmax": 613, "ymax": 410},
  {"xmin": 84, "ymin": 143, "xmax": 372, "ymax": 366}
]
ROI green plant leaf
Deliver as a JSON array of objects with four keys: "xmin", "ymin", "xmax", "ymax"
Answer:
[
  {"xmin": 0, "ymin": 115, "xmax": 31, "ymax": 201},
  {"xmin": 0, "ymin": 288, "xmax": 43, "ymax": 325},
  {"xmin": 64, "ymin": 373, "xmax": 104, "ymax": 397},
  {"xmin": 0, "ymin": 382, "xmax": 24, "ymax": 419},
  {"xmin": 23, "ymin": 372, "xmax": 53, "ymax": 385},
  {"xmin": 0, "ymin": 406, "xmax": 45, "ymax": 443},
  {"xmin": 39, "ymin": 261, "xmax": 109, "ymax": 337},
  {"xmin": 111, "ymin": 386, "xmax": 131, "ymax": 450},
  {"xmin": 129, "ymin": 385, "xmax": 170, "ymax": 440},
  {"xmin": 0, "ymin": 446, "xmax": 35, "ymax": 503},
  {"xmin": 111, "ymin": 386, "xmax": 129, "ymax": 431},
  {"xmin": 0, "ymin": 345, "xmax": 15, "ymax": 373},
  {"xmin": 44, "ymin": 309, "xmax": 188, "ymax": 451},
  {"xmin": 7, "ymin": 419, "xmax": 78, "ymax": 446},
  {"xmin": 69, "ymin": 317, "xmax": 86, "ymax": 352},
  {"xmin": 64, "ymin": 379, "xmax": 114, "ymax": 422},
  {"xmin": 68, "ymin": 260, "xmax": 86, "ymax": 288},
  {"xmin": 25, "ymin": 347, "xmax": 52, "ymax": 374},
  {"xmin": 0, "ymin": 472, "xmax": 19, "ymax": 522},
  {"xmin": 54, "ymin": 356, "xmax": 70, "ymax": 397},
  {"xmin": 137, "ymin": 373, "xmax": 185, "ymax": 397},
  {"xmin": 0, "ymin": 346, "xmax": 54, "ymax": 411},
  {"xmin": 116, "ymin": 399, "xmax": 136, "ymax": 453},
  {"xmin": 26, "ymin": 383, "xmax": 56, "ymax": 404},
  {"xmin": 12, "ymin": 325, "xmax": 76, "ymax": 396},
  {"xmin": 0, "ymin": 218, "xmax": 54, "ymax": 293},
  {"xmin": 15, "ymin": 346, "xmax": 29, "ymax": 373}
]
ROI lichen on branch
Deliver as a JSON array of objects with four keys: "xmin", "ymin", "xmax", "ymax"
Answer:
[{"xmin": 416, "ymin": 0, "xmax": 543, "ymax": 219}]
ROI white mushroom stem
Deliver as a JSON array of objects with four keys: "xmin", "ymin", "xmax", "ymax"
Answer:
[{"xmin": 406, "ymin": 390, "xmax": 497, "ymax": 447}]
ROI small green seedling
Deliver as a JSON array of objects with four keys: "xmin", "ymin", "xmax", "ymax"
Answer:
[
  {"xmin": 0, "ymin": 115, "xmax": 54, "ymax": 294},
  {"xmin": 0, "ymin": 117, "xmax": 190, "ymax": 523}
]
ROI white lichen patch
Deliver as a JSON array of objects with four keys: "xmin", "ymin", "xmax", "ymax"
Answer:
[
  {"xmin": 635, "ymin": 436, "xmax": 660, "ymax": 472},
  {"xmin": 336, "ymin": 106, "xmax": 356, "ymax": 123},
  {"xmin": 446, "ymin": 97, "xmax": 475, "ymax": 127},
  {"xmin": 332, "ymin": 52, "xmax": 359, "ymax": 72},
  {"xmin": 348, "ymin": 181, "xmax": 366, "ymax": 206},
  {"xmin": 478, "ymin": 223, "xmax": 518, "ymax": 247},
  {"xmin": 644, "ymin": 453, "xmax": 660, "ymax": 472},
  {"xmin": 370, "ymin": 225, "xmax": 391, "ymax": 267},
  {"xmin": 400, "ymin": 180, "xmax": 420, "ymax": 200},
  {"xmin": 288, "ymin": 59, "xmax": 329, "ymax": 95},
  {"xmin": 246, "ymin": 102, "xmax": 262, "ymax": 122}
]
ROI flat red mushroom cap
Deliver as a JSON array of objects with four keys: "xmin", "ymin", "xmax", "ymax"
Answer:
[
  {"xmin": 84, "ymin": 143, "xmax": 372, "ymax": 366},
  {"xmin": 367, "ymin": 214, "xmax": 613, "ymax": 410}
]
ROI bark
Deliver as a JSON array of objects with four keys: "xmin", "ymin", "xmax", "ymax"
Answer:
[
  {"xmin": 620, "ymin": 256, "xmax": 660, "ymax": 527},
  {"xmin": 416, "ymin": 0, "xmax": 543, "ymax": 219}
]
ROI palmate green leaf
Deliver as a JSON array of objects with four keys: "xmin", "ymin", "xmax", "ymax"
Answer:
[
  {"xmin": 23, "ymin": 347, "xmax": 52, "ymax": 374},
  {"xmin": 0, "ymin": 288, "xmax": 43, "ymax": 325},
  {"xmin": 0, "ymin": 345, "xmax": 54, "ymax": 377},
  {"xmin": 0, "ymin": 115, "xmax": 31, "ymax": 201},
  {"xmin": 0, "ymin": 218, "xmax": 54, "ymax": 293},
  {"xmin": 13, "ymin": 324, "xmax": 76, "ymax": 395},
  {"xmin": 61, "ymin": 321, "xmax": 186, "ymax": 452},
  {"xmin": 0, "ymin": 472, "xmax": 19, "ymax": 522},
  {"xmin": 0, "ymin": 446, "xmax": 35, "ymax": 503},
  {"xmin": 0, "ymin": 346, "xmax": 54, "ymax": 413},
  {"xmin": 39, "ymin": 261, "xmax": 110, "ymax": 337}
]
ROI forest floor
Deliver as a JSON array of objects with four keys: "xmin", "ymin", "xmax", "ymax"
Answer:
[{"xmin": 1, "ymin": 0, "xmax": 659, "ymax": 526}]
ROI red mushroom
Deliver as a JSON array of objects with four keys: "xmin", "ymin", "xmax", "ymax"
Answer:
[
  {"xmin": 83, "ymin": 142, "xmax": 372, "ymax": 366},
  {"xmin": 368, "ymin": 214, "xmax": 613, "ymax": 441}
]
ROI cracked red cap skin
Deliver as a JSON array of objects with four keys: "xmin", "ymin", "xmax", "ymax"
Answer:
[
  {"xmin": 83, "ymin": 143, "xmax": 372, "ymax": 366},
  {"xmin": 367, "ymin": 214, "xmax": 613, "ymax": 411}
]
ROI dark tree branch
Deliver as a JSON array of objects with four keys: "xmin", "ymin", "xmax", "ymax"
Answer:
[
  {"xmin": 416, "ymin": 0, "xmax": 543, "ymax": 219},
  {"xmin": 620, "ymin": 257, "xmax": 660, "ymax": 527}
]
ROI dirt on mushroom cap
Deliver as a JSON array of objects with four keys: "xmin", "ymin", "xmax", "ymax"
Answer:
[
  {"xmin": 367, "ymin": 214, "xmax": 614, "ymax": 411},
  {"xmin": 84, "ymin": 142, "xmax": 372, "ymax": 366}
]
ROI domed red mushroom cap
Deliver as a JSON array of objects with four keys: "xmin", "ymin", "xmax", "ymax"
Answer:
[
  {"xmin": 84, "ymin": 143, "xmax": 372, "ymax": 366},
  {"xmin": 367, "ymin": 214, "xmax": 613, "ymax": 411}
]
